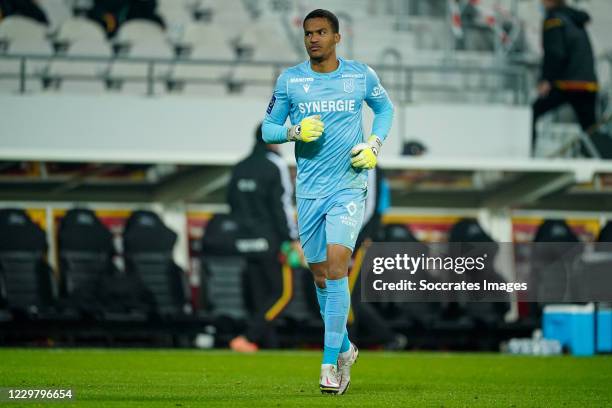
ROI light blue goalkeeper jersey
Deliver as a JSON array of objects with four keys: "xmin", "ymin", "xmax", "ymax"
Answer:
[{"xmin": 262, "ymin": 57, "xmax": 394, "ymax": 199}]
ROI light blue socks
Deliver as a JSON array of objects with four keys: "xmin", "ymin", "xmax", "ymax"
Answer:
[
  {"xmin": 315, "ymin": 284, "xmax": 351, "ymax": 354},
  {"xmin": 316, "ymin": 278, "xmax": 351, "ymax": 365}
]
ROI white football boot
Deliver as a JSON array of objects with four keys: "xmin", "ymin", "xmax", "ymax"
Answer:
[
  {"xmin": 337, "ymin": 342, "xmax": 359, "ymax": 395},
  {"xmin": 319, "ymin": 364, "xmax": 340, "ymax": 394}
]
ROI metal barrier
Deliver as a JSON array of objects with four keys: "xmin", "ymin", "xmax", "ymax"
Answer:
[{"xmin": 0, "ymin": 53, "xmax": 531, "ymax": 104}]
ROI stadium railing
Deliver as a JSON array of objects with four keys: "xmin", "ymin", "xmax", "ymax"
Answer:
[{"xmin": 0, "ymin": 53, "xmax": 532, "ymax": 105}]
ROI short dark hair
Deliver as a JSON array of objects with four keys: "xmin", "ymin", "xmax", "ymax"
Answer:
[{"xmin": 303, "ymin": 9, "xmax": 339, "ymax": 33}]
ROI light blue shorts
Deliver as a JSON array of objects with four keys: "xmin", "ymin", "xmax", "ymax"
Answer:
[{"xmin": 297, "ymin": 188, "xmax": 367, "ymax": 264}]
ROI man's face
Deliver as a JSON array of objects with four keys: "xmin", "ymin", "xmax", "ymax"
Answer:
[{"xmin": 303, "ymin": 17, "xmax": 340, "ymax": 61}]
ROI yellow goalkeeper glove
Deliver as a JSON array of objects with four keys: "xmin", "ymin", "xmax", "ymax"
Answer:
[
  {"xmin": 288, "ymin": 115, "xmax": 324, "ymax": 143},
  {"xmin": 351, "ymin": 135, "xmax": 382, "ymax": 169}
]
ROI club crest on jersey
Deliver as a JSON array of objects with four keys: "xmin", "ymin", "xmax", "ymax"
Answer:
[
  {"xmin": 302, "ymin": 83, "xmax": 310, "ymax": 93},
  {"xmin": 343, "ymin": 78, "xmax": 355, "ymax": 93}
]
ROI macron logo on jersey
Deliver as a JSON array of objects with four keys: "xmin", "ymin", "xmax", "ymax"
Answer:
[{"xmin": 298, "ymin": 99, "xmax": 356, "ymax": 114}]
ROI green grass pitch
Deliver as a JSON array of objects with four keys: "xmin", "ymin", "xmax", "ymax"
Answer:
[{"xmin": 1, "ymin": 349, "xmax": 611, "ymax": 407}]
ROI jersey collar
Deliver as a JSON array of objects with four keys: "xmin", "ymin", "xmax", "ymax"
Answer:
[{"xmin": 306, "ymin": 57, "xmax": 344, "ymax": 78}]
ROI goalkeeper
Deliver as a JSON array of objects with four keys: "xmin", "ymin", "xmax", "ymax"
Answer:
[{"xmin": 262, "ymin": 8, "xmax": 394, "ymax": 395}]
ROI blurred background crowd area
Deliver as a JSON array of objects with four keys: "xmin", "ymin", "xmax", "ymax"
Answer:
[{"xmin": 0, "ymin": 0, "xmax": 610, "ymax": 102}]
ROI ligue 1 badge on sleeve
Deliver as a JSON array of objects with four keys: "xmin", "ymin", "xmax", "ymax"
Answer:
[
  {"xmin": 343, "ymin": 78, "xmax": 354, "ymax": 93},
  {"xmin": 266, "ymin": 94, "xmax": 276, "ymax": 114}
]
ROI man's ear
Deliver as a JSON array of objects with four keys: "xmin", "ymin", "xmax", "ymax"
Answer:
[{"xmin": 335, "ymin": 32, "xmax": 341, "ymax": 45}]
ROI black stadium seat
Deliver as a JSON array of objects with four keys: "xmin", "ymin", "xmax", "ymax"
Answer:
[
  {"xmin": 448, "ymin": 219, "xmax": 509, "ymax": 328},
  {"xmin": 0, "ymin": 209, "xmax": 57, "ymax": 318},
  {"xmin": 280, "ymin": 267, "xmax": 319, "ymax": 324},
  {"xmin": 0, "ymin": 266, "xmax": 11, "ymax": 322},
  {"xmin": 123, "ymin": 211, "xmax": 192, "ymax": 318},
  {"xmin": 532, "ymin": 219, "xmax": 581, "ymax": 303},
  {"xmin": 377, "ymin": 223, "xmax": 441, "ymax": 328},
  {"xmin": 200, "ymin": 256, "xmax": 248, "ymax": 321},
  {"xmin": 597, "ymin": 221, "xmax": 612, "ymax": 243},
  {"xmin": 572, "ymin": 220, "xmax": 612, "ymax": 302},
  {"xmin": 58, "ymin": 208, "xmax": 116, "ymax": 315},
  {"xmin": 198, "ymin": 214, "xmax": 260, "ymax": 321}
]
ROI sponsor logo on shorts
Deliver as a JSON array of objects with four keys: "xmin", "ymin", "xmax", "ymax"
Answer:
[
  {"xmin": 346, "ymin": 201, "xmax": 357, "ymax": 216},
  {"xmin": 341, "ymin": 215, "xmax": 358, "ymax": 228}
]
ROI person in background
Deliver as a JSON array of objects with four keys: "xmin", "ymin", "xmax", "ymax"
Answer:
[
  {"xmin": 0, "ymin": 0, "xmax": 48, "ymax": 24},
  {"xmin": 226, "ymin": 123, "xmax": 302, "ymax": 352},
  {"xmin": 532, "ymin": 0, "xmax": 598, "ymax": 157}
]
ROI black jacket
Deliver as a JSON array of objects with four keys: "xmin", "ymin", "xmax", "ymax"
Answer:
[
  {"xmin": 227, "ymin": 144, "xmax": 297, "ymax": 245},
  {"xmin": 541, "ymin": 6, "xmax": 598, "ymax": 92}
]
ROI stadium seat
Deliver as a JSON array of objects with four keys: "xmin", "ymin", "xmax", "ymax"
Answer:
[
  {"xmin": 45, "ymin": 41, "xmax": 111, "ymax": 93},
  {"xmin": 0, "ymin": 16, "xmax": 51, "ymax": 91},
  {"xmin": 55, "ymin": 17, "xmax": 107, "ymax": 44},
  {"xmin": 447, "ymin": 219, "xmax": 509, "ymax": 327},
  {"xmin": 532, "ymin": 219, "xmax": 580, "ymax": 304},
  {"xmin": 279, "ymin": 267, "xmax": 319, "ymax": 324},
  {"xmin": 209, "ymin": 0, "xmax": 250, "ymax": 28},
  {"xmin": 57, "ymin": 208, "xmax": 115, "ymax": 315},
  {"xmin": 200, "ymin": 255, "xmax": 248, "ymax": 321},
  {"xmin": 169, "ymin": 23, "xmax": 234, "ymax": 94},
  {"xmin": 157, "ymin": 0, "xmax": 193, "ymax": 28},
  {"xmin": 37, "ymin": 0, "xmax": 71, "ymax": 31},
  {"xmin": 0, "ymin": 265, "xmax": 11, "ymax": 322},
  {"xmin": 448, "ymin": 218, "xmax": 494, "ymax": 242},
  {"xmin": 571, "ymin": 221, "xmax": 612, "ymax": 301},
  {"xmin": 597, "ymin": 221, "xmax": 612, "ymax": 242},
  {"xmin": 228, "ymin": 20, "xmax": 296, "ymax": 94},
  {"xmin": 177, "ymin": 22, "xmax": 235, "ymax": 59},
  {"xmin": 236, "ymin": 22, "xmax": 296, "ymax": 63},
  {"xmin": 0, "ymin": 208, "xmax": 58, "ymax": 318},
  {"xmin": 0, "ymin": 15, "xmax": 52, "ymax": 59},
  {"xmin": 197, "ymin": 214, "xmax": 253, "ymax": 321},
  {"xmin": 123, "ymin": 210, "xmax": 192, "ymax": 319},
  {"xmin": 108, "ymin": 19, "xmax": 173, "ymax": 94},
  {"xmin": 228, "ymin": 64, "xmax": 279, "ymax": 96},
  {"xmin": 376, "ymin": 223, "xmax": 442, "ymax": 328},
  {"xmin": 115, "ymin": 19, "xmax": 167, "ymax": 45}
]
